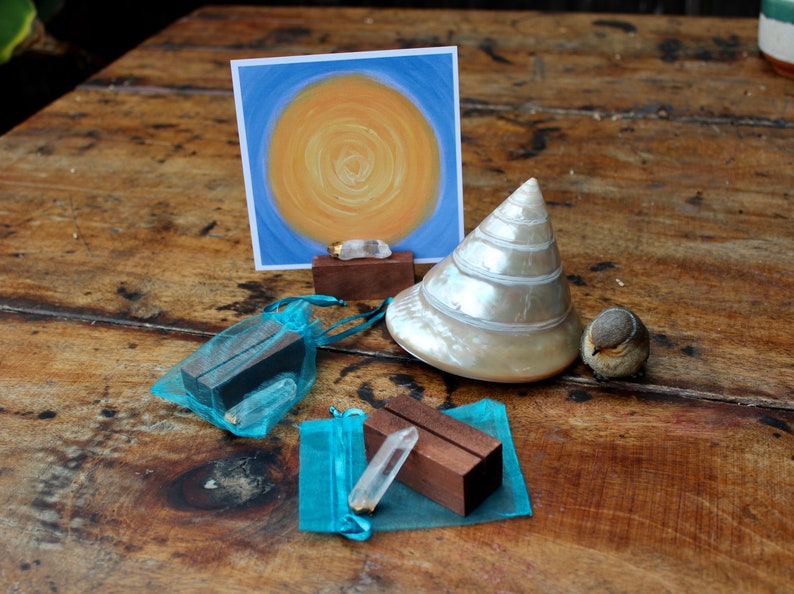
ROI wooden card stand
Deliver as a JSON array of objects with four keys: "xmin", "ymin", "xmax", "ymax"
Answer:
[
  {"xmin": 363, "ymin": 394, "xmax": 503, "ymax": 516},
  {"xmin": 180, "ymin": 319, "xmax": 304, "ymax": 409},
  {"xmin": 311, "ymin": 251, "xmax": 415, "ymax": 301}
]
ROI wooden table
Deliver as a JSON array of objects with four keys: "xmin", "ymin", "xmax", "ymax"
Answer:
[{"xmin": 2, "ymin": 6, "xmax": 792, "ymax": 592}]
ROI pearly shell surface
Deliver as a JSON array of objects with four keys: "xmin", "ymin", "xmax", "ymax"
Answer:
[{"xmin": 386, "ymin": 178, "xmax": 582, "ymax": 382}]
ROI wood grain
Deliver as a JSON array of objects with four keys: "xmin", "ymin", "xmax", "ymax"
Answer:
[
  {"xmin": 1, "ymin": 5, "xmax": 793, "ymax": 592},
  {"xmin": 1, "ymin": 312, "xmax": 792, "ymax": 592},
  {"xmin": 1, "ymin": 89, "xmax": 790, "ymax": 405},
  {"xmin": 82, "ymin": 7, "xmax": 793, "ymax": 125}
]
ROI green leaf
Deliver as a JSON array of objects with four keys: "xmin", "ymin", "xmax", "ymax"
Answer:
[{"xmin": 0, "ymin": 0, "xmax": 37, "ymax": 64}]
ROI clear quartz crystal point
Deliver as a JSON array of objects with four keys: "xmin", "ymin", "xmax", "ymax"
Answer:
[
  {"xmin": 348, "ymin": 425, "xmax": 419, "ymax": 515},
  {"xmin": 222, "ymin": 375, "xmax": 297, "ymax": 430},
  {"xmin": 328, "ymin": 239, "xmax": 392, "ymax": 260}
]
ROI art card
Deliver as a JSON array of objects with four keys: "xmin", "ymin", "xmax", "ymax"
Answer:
[{"xmin": 231, "ymin": 47, "xmax": 464, "ymax": 270}]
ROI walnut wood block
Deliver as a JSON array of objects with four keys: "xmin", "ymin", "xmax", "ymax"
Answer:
[
  {"xmin": 180, "ymin": 317, "xmax": 274, "ymax": 404},
  {"xmin": 312, "ymin": 251, "xmax": 415, "ymax": 301},
  {"xmin": 364, "ymin": 394, "xmax": 503, "ymax": 516},
  {"xmin": 181, "ymin": 320, "xmax": 304, "ymax": 409}
]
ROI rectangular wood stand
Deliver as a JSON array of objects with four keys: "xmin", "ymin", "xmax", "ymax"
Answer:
[
  {"xmin": 180, "ymin": 320, "xmax": 304, "ymax": 409},
  {"xmin": 363, "ymin": 394, "xmax": 503, "ymax": 516},
  {"xmin": 311, "ymin": 251, "xmax": 415, "ymax": 300}
]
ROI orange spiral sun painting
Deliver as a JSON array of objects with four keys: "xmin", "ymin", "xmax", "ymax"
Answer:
[{"xmin": 268, "ymin": 73, "xmax": 441, "ymax": 245}]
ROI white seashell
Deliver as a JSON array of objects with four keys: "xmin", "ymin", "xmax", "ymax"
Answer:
[{"xmin": 386, "ymin": 178, "xmax": 582, "ymax": 382}]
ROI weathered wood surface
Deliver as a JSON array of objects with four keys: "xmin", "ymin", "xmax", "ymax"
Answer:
[
  {"xmin": 2, "ymin": 312, "xmax": 793, "ymax": 593},
  {"xmin": 1, "ymin": 5, "xmax": 793, "ymax": 593},
  {"xmin": 87, "ymin": 8, "xmax": 794, "ymax": 125},
  {"xmin": 2, "ymin": 85, "xmax": 791, "ymax": 405}
]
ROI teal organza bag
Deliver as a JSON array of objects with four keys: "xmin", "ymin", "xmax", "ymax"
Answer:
[
  {"xmin": 299, "ymin": 399, "xmax": 532, "ymax": 540},
  {"xmin": 151, "ymin": 295, "xmax": 390, "ymax": 438}
]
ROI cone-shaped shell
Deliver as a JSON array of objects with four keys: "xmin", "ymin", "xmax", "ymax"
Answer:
[{"xmin": 386, "ymin": 178, "xmax": 582, "ymax": 382}]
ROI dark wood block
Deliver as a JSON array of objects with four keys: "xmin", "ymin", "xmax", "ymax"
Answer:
[
  {"xmin": 363, "ymin": 394, "xmax": 503, "ymax": 516},
  {"xmin": 311, "ymin": 251, "xmax": 415, "ymax": 301},
  {"xmin": 181, "ymin": 317, "xmax": 274, "ymax": 404},
  {"xmin": 181, "ymin": 320, "xmax": 305, "ymax": 409}
]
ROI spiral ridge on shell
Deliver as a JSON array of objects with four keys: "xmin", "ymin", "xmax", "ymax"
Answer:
[{"xmin": 386, "ymin": 178, "xmax": 582, "ymax": 383}]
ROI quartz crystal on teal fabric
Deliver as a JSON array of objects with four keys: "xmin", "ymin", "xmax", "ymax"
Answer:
[
  {"xmin": 151, "ymin": 295, "xmax": 390, "ymax": 438},
  {"xmin": 299, "ymin": 399, "xmax": 532, "ymax": 540}
]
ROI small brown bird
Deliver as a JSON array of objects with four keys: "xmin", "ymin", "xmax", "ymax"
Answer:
[{"xmin": 580, "ymin": 306, "xmax": 650, "ymax": 381}]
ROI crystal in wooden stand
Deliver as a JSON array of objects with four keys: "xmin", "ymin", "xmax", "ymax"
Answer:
[{"xmin": 312, "ymin": 251, "xmax": 415, "ymax": 301}]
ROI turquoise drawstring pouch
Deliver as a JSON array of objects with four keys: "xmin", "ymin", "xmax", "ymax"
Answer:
[
  {"xmin": 299, "ymin": 399, "xmax": 532, "ymax": 540},
  {"xmin": 151, "ymin": 295, "xmax": 391, "ymax": 438}
]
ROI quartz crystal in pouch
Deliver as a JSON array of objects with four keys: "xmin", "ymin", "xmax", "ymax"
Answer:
[
  {"xmin": 151, "ymin": 295, "xmax": 390, "ymax": 438},
  {"xmin": 298, "ymin": 399, "xmax": 532, "ymax": 540}
]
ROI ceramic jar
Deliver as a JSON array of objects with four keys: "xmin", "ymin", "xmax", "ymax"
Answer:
[{"xmin": 759, "ymin": 0, "xmax": 794, "ymax": 78}]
